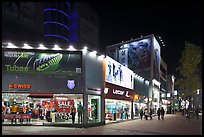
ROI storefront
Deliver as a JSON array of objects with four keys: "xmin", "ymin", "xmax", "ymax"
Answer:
[
  {"xmin": 104, "ymin": 56, "xmax": 134, "ymax": 123},
  {"xmin": 104, "ymin": 83, "xmax": 133, "ymax": 123},
  {"xmin": 2, "ymin": 46, "xmax": 105, "ymax": 127},
  {"xmin": 132, "ymin": 94, "xmax": 148, "ymax": 118}
]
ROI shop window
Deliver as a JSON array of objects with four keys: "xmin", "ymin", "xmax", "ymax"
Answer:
[
  {"xmin": 2, "ymin": 93, "xmax": 83, "ymax": 125},
  {"xmin": 88, "ymin": 95, "xmax": 101, "ymax": 123}
]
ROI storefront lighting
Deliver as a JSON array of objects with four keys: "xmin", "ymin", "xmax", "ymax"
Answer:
[
  {"xmin": 124, "ymin": 44, "xmax": 128, "ymax": 48},
  {"xmin": 145, "ymin": 80, "xmax": 149, "ymax": 85},
  {"xmin": 197, "ymin": 89, "xmax": 199, "ymax": 94},
  {"xmin": 7, "ymin": 43, "xmax": 18, "ymax": 48},
  {"xmin": 90, "ymin": 51, "xmax": 97, "ymax": 57},
  {"xmin": 82, "ymin": 46, "xmax": 88, "ymax": 54},
  {"xmin": 152, "ymin": 79, "xmax": 161, "ymax": 87},
  {"xmin": 67, "ymin": 45, "xmax": 76, "ymax": 51},
  {"xmin": 22, "ymin": 43, "xmax": 33, "ymax": 49},
  {"xmin": 52, "ymin": 44, "xmax": 62, "ymax": 50},
  {"xmin": 38, "ymin": 44, "xmax": 48, "ymax": 50},
  {"xmin": 98, "ymin": 55, "xmax": 105, "ymax": 61}
]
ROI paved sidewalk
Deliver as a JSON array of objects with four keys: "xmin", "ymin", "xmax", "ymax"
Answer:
[{"xmin": 2, "ymin": 113, "xmax": 202, "ymax": 135}]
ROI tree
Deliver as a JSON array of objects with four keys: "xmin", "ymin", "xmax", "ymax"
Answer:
[{"xmin": 176, "ymin": 42, "xmax": 202, "ymax": 110}]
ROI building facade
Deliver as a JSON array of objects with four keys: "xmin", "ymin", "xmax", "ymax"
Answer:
[
  {"xmin": 106, "ymin": 34, "xmax": 161, "ymax": 113},
  {"xmin": 2, "ymin": 43, "xmax": 105, "ymax": 127}
]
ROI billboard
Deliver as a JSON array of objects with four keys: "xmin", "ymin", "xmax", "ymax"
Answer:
[
  {"xmin": 153, "ymin": 37, "xmax": 161, "ymax": 81},
  {"xmin": 2, "ymin": 49, "xmax": 82, "ymax": 75},
  {"xmin": 120, "ymin": 38, "xmax": 151, "ymax": 70},
  {"xmin": 105, "ymin": 56, "xmax": 134, "ymax": 90}
]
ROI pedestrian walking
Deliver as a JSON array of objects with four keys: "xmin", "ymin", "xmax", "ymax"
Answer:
[
  {"xmin": 120, "ymin": 106, "xmax": 124, "ymax": 120},
  {"xmin": 139, "ymin": 108, "xmax": 143, "ymax": 120},
  {"xmin": 157, "ymin": 108, "xmax": 161, "ymax": 120},
  {"xmin": 144, "ymin": 108, "xmax": 148, "ymax": 120},
  {"xmin": 149, "ymin": 108, "xmax": 152, "ymax": 120},
  {"xmin": 195, "ymin": 107, "xmax": 199, "ymax": 120},
  {"xmin": 182, "ymin": 108, "xmax": 185, "ymax": 116},
  {"xmin": 161, "ymin": 107, "xmax": 165, "ymax": 120},
  {"xmin": 124, "ymin": 106, "xmax": 129, "ymax": 119}
]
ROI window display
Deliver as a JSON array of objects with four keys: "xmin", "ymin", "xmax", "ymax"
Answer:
[
  {"xmin": 105, "ymin": 99, "xmax": 131, "ymax": 123},
  {"xmin": 2, "ymin": 93, "xmax": 83, "ymax": 124}
]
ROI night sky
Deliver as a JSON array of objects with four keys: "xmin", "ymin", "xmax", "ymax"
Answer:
[{"xmin": 83, "ymin": 0, "xmax": 202, "ymax": 77}]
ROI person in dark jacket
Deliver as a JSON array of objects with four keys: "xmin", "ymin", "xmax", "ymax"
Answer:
[
  {"xmin": 139, "ymin": 108, "xmax": 143, "ymax": 120},
  {"xmin": 160, "ymin": 107, "xmax": 165, "ymax": 120},
  {"xmin": 144, "ymin": 108, "xmax": 148, "ymax": 120},
  {"xmin": 157, "ymin": 108, "xmax": 161, "ymax": 120},
  {"xmin": 149, "ymin": 108, "xmax": 153, "ymax": 120},
  {"xmin": 195, "ymin": 107, "xmax": 199, "ymax": 120}
]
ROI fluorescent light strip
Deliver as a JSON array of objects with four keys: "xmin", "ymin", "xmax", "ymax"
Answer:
[
  {"xmin": 44, "ymin": 8, "xmax": 70, "ymax": 20},
  {"xmin": 45, "ymin": 34, "xmax": 70, "ymax": 43},
  {"xmin": 44, "ymin": 21, "xmax": 70, "ymax": 31}
]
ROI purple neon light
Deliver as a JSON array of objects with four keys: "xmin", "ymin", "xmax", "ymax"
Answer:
[
  {"xmin": 66, "ymin": 2, "xmax": 71, "ymax": 10},
  {"xmin": 44, "ymin": 8, "xmax": 70, "ymax": 20},
  {"xmin": 44, "ymin": 21, "xmax": 70, "ymax": 30},
  {"xmin": 45, "ymin": 34, "xmax": 70, "ymax": 43}
]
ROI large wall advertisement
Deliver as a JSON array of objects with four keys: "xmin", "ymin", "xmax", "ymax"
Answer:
[
  {"xmin": 153, "ymin": 37, "xmax": 161, "ymax": 81},
  {"xmin": 119, "ymin": 38, "xmax": 151, "ymax": 71},
  {"xmin": 105, "ymin": 56, "xmax": 134, "ymax": 90},
  {"xmin": 2, "ymin": 49, "xmax": 82, "ymax": 75}
]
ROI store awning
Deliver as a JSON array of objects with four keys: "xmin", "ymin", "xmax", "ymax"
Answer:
[{"xmin": 28, "ymin": 93, "xmax": 54, "ymax": 98}]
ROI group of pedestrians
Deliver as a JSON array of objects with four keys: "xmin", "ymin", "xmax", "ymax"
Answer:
[
  {"xmin": 157, "ymin": 107, "xmax": 165, "ymax": 120},
  {"xmin": 139, "ymin": 107, "xmax": 165, "ymax": 120}
]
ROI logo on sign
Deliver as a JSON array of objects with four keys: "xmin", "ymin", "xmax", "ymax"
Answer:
[
  {"xmin": 125, "ymin": 91, "xmax": 130, "ymax": 97},
  {"xmin": 67, "ymin": 80, "xmax": 75, "ymax": 89},
  {"xmin": 104, "ymin": 88, "xmax": 109, "ymax": 94}
]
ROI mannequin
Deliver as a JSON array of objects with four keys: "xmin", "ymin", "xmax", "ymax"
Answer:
[
  {"xmin": 2, "ymin": 102, "xmax": 6, "ymax": 122},
  {"xmin": 10, "ymin": 102, "xmax": 19, "ymax": 124}
]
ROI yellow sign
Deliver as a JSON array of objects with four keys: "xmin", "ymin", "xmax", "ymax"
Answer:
[{"xmin": 133, "ymin": 94, "xmax": 139, "ymax": 100}]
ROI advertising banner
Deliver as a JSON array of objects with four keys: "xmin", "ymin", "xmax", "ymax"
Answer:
[
  {"xmin": 42, "ymin": 99, "xmax": 75, "ymax": 113},
  {"xmin": 153, "ymin": 37, "xmax": 161, "ymax": 81},
  {"xmin": 2, "ymin": 49, "xmax": 82, "ymax": 75},
  {"xmin": 119, "ymin": 38, "xmax": 151, "ymax": 70},
  {"xmin": 105, "ymin": 56, "xmax": 134, "ymax": 90},
  {"xmin": 104, "ymin": 82, "xmax": 133, "ymax": 101}
]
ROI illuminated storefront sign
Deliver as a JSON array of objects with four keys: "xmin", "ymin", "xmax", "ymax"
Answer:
[
  {"xmin": 2, "ymin": 49, "xmax": 82, "ymax": 74},
  {"xmin": 104, "ymin": 82, "xmax": 133, "ymax": 101},
  {"xmin": 105, "ymin": 56, "xmax": 134, "ymax": 90},
  {"xmin": 8, "ymin": 84, "xmax": 31, "ymax": 89},
  {"xmin": 133, "ymin": 94, "xmax": 139, "ymax": 101}
]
